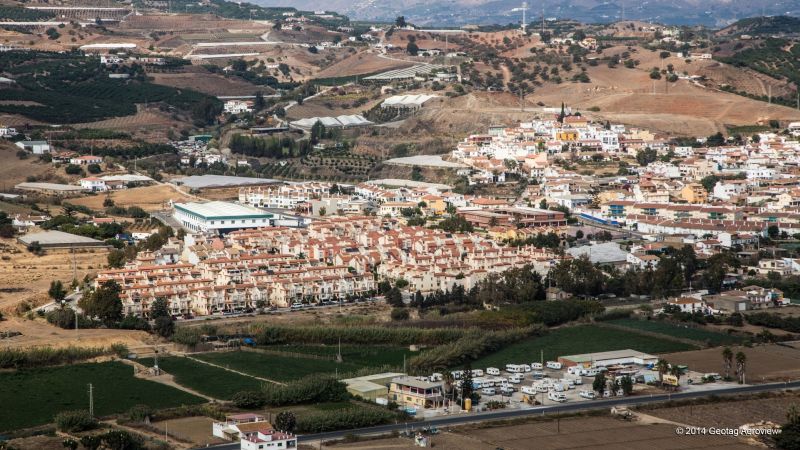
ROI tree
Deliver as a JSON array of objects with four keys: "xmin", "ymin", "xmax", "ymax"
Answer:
[
  {"xmin": 460, "ymin": 362, "xmax": 475, "ymax": 403},
  {"xmin": 387, "ymin": 287, "xmax": 403, "ymax": 307},
  {"xmin": 635, "ymin": 147, "xmax": 658, "ymax": 166},
  {"xmin": 254, "ymin": 91, "xmax": 266, "ymax": 111},
  {"xmin": 79, "ymin": 280, "xmax": 123, "ymax": 325},
  {"xmin": 575, "ymin": 230, "xmax": 584, "ymax": 240},
  {"xmin": 275, "ymin": 411, "xmax": 297, "ymax": 433},
  {"xmin": 669, "ymin": 364, "xmax": 682, "ymax": 388},
  {"xmin": 620, "ymin": 375, "xmax": 633, "ymax": 395},
  {"xmin": 775, "ymin": 405, "xmax": 800, "ymax": 450},
  {"xmin": 150, "ymin": 297, "xmax": 170, "ymax": 319},
  {"xmin": 655, "ymin": 358, "xmax": 670, "ymax": 385},
  {"xmin": 411, "ymin": 165, "xmax": 423, "ymax": 181},
  {"xmin": 592, "ymin": 372, "xmax": 606, "ymax": 397},
  {"xmin": 62, "ymin": 438, "xmax": 79, "ymax": 450},
  {"xmin": 768, "ymin": 225, "xmax": 780, "ymax": 239},
  {"xmin": 391, "ymin": 307, "xmax": 410, "ymax": 321},
  {"xmin": 48, "ymin": 280, "xmax": 67, "ymax": 303},
  {"xmin": 107, "ymin": 249, "xmax": 126, "ymax": 268},
  {"xmin": 79, "ymin": 436, "xmax": 102, "ymax": 450},
  {"xmin": 539, "ymin": 199, "xmax": 547, "ymax": 209},
  {"xmin": 153, "ymin": 316, "xmax": 175, "ymax": 338},
  {"xmin": 735, "ymin": 351, "xmax": 746, "ymax": 384},
  {"xmin": 722, "ymin": 347, "xmax": 733, "ymax": 380},
  {"xmin": 407, "ymin": 41, "xmax": 419, "ymax": 56},
  {"xmin": 87, "ymin": 164, "xmax": 102, "ymax": 174},
  {"xmin": 65, "ymin": 164, "xmax": 82, "ymax": 175},
  {"xmin": 395, "ymin": 16, "xmax": 406, "ymax": 27}
]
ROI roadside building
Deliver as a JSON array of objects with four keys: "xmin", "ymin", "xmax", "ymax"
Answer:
[
  {"xmin": 389, "ymin": 376, "xmax": 444, "ymax": 409},
  {"xmin": 15, "ymin": 140, "xmax": 50, "ymax": 154},
  {"xmin": 173, "ymin": 201, "xmax": 273, "ymax": 234},
  {"xmin": 558, "ymin": 349, "xmax": 658, "ymax": 368}
]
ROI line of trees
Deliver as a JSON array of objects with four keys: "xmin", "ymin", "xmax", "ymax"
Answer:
[{"xmin": 230, "ymin": 134, "xmax": 312, "ymax": 158}]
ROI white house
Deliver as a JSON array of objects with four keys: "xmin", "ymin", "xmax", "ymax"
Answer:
[
  {"xmin": 241, "ymin": 430, "xmax": 297, "ymax": 450},
  {"xmin": 80, "ymin": 177, "xmax": 107, "ymax": 192},
  {"xmin": 224, "ymin": 100, "xmax": 253, "ymax": 115},
  {"xmin": 0, "ymin": 125, "xmax": 17, "ymax": 137},
  {"xmin": 15, "ymin": 140, "xmax": 50, "ymax": 154},
  {"xmin": 712, "ymin": 180, "xmax": 747, "ymax": 200},
  {"xmin": 666, "ymin": 297, "xmax": 708, "ymax": 314},
  {"xmin": 70, "ymin": 155, "xmax": 103, "ymax": 165}
]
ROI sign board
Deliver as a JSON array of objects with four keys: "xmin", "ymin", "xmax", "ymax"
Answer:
[{"xmin": 663, "ymin": 374, "xmax": 679, "ymax": 386}]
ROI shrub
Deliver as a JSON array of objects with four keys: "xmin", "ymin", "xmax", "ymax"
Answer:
[
  {"xmin": 127, "ymin": 404, "xmax": 153, "ymax": 422},
  {"xmin": 295, "ymin": 407, "xmax": 396, "ymax": 433},
  {"xmin": 65, "ymin": 164, "xmax": 83, "ymax": 175},
  {"xmin": 251, "ymin": 324, "xmax": 468, "ymax": 346},
  {"xmin": 111, "ymin": 343, "xmax": 129, "ymax": 358},
  {"xmin": 54, "ymin": 410, "xmax": 97, "ymax": 432},
  {"xmin": 231, "ymin": 390, "xmax": 267, "ymax": 409},
  {"xmin": 390, "ymin": 308, "xmax": 410, "ymax": 321},
  {"xmin": 0, "ymin": 346, "xmax": 109, "ymax": 369},
  {"xmin": 261, "ymin": 376, "xmax": 348, "ymax": 406}
]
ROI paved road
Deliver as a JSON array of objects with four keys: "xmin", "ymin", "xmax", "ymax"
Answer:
[{"xmin": 198, "ymin": 380, "xmax": 800, "ymax": 449}]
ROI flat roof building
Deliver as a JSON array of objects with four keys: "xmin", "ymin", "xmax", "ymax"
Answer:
[
  {"xmin": 173, "ymin": 201, "xmax": 273, "ymax": 234},
  {"xmin": 18, "ymin": 230, "xmax": 107, "ymax": 249},
  {"xmin": 558, "ymin": 349, "xmax": 659, "ymax": 368}
]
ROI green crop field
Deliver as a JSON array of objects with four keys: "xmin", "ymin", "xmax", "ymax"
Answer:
[
  {"xmin": 193, "ymin": 351, "xmax": 364, "ymax": 381},
  {"xmin": 607, "ymin": 319, "xmax": 745, "ymax": 345},
  {"xmin": 138, "ymin": 356, "xmax": 262, "ymax": 400},
  {"xmin": 0, "ymin": 362, "xmax": 204, "ymax": 432},
  {"xmin": 262, "ymin": 345, "xmax": 416, "ymax": 368},
  {"xmin": 470, "ymin": 325, "xmax": 697, "ymax": 369}
]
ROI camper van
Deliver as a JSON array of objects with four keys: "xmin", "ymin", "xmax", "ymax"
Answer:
[
  {"xmin": 499, "ymin": 385, "xmax": 516, "ymax": 395},
  {"xmin": 579, "ymin": 390, "xmax": 596, "ymax": 399},
  {"xmin": 546, "ymin": 361, "xmax": 562, "ymax": 370},
  {"xmin": 520, "ymin": 364, "xmax": 532, "ymax": 372},
  {"xmin": 521, "ymin": 385, "xmax": 537, "ymax": 395},
  {"xmin": 548, "ymin": 391, "xmax": 567, "ymax": 402},
  {"xmin": 567, "ymin": 366, "xmax": 583, "ymax": 376},
  {"xmin": 536, "ymin": 383, "xmax": 549, "ymax": 393},
  {"xmin": 481, "ymin": 387, "xmax": 496, "ymax": 396},
  {"xmin": 506, "ymin": 364, "xmax": 524, "ymax": 373},
  {"xmin": 531, "ymin": 371, "xmax": 545, "ymax": 380},
  {"xmin": 508, "ymin": 374, "xmax": 523, "ymax": 384},
  {"xmin": 531, "ymin": 363, "xmax": 543, "ymax": 370},
  {"xmin": 486, "ymin": 367, "xmax": 500, "ymax": 376},
  {"xmin": 471, "ymin": 369, "xmax": 484, "ymax": 377},
  {"xmin": 569, "ymin": 376, "xmax": 583, "ymax": 385},
  {"xmin": 582, "ymin": 368, "xmax": 600, "ymax": 377},
  {"xmin": 552, "ymin": 383, "xmax": 565, "ymax": 392},
  {"xmin": 561, "ymin": 378, "xmax": 575, "ymax": 389},
  {"xmin": 451, "ymin": 370, "xmax": 464, "ymax": 380}
]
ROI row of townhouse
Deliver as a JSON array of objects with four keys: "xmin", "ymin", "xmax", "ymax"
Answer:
[{"xmin": 239, "ymin": 183, "xmax": 332, "ymax": 209}]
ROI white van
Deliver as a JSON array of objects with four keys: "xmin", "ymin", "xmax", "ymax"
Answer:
[
  {"xmin": 548, "ymin": 391, "xmax": 567, "ymax": 402},
  {"xmin": 579, "ymin": 390, "xmax": 596, "ymax": 399},
  {"xmin": 481, "ymin": 387, "xmax": 496, "ymax": 395},
  {"xmin": 506, "ymin": 364, "xmax": 523, "ymax": 373},
  {"xmin": 521, "ymin": 385, "xmax": 537, "ymax": 395},
  {"xmin": 531, "ymin": 362, "xmax": 543, "ymax": 370},
  {"xmin": 486, "ymin": 367, "xmax": 500, "ymax": 376},
  {"xmin": 521, "ymin": 364, "xmax": 532, "ymax": 372},
  {"xmin": 546, "ymin": 361, "xmax": 562, "ymax": 370}
]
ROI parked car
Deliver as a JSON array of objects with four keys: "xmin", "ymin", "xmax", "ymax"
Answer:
[{"xmin": 579, "ymin": 390, "xmax": 596, "ymax": 399}]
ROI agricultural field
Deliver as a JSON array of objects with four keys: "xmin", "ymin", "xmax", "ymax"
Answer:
[
  {"xmin": 194, "ymin": 350, "xmax": 368, "ymax": 381},
  {"xmin": 137, "ymin": 356, "xmax": 262, "ymax": 400},
  {"xmin": 607, "ymin": 318, "xmax": 745, "ymax": 345},
  {"xmin": 645, "ymin": 391, "xmax": 800, "ymax": 429},
  {"xmin": 471, "ymin": 325, "xmax": 697, "ymax": 369},
  {"xmin": 264, "ymin": 344, "xmax": 417, "ymax": 368},
  {"xmin": 0, "ymin": 361, "xmax": 204, "ymax": 432},
  {"xmin": 69, "ymin": 184, "xmax": 196, "ymax": 212}
]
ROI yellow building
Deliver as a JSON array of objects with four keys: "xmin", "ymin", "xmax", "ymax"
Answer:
[
  {"xmin": 680, "ymin": 183, "xmax": 708, "ymax": 204},
  {"xmin": 389, "ymin": 376, "xmax": 444, "ymax": 409},
  {"xmin": 556, "ymin": 130, "xmax": 579, "ymax": 141},
  {"xmin": 421, "ymin": 195, "xmax": 447, "ymax": 216}
]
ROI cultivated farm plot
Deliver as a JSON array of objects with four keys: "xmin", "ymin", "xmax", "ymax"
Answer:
[
  {"xmin": 137, "ymin": 356, "xmax": 262, "ymax": 400},
  {"xmin": 263, "ymin": 345, "xmax": 417, "ymax": 369},
  {"xmin": 607, "ymin": 318, "xmax": 745, "ymax": 345},
  {"xmin": 193, "ymin": 350, "xmax": 364, "ymax": 382},
  {"xmin": 0, "ymin": 362, "xmax": 204, "ymax": 432},
  {"xmin": 471, "ymin": 325, "xmax": 697, "ymax": 369},
  {"xmin": 645, "ymin": 391, "xmax": 800, "ymax": 429}
]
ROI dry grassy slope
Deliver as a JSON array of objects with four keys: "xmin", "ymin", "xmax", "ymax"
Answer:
[
  {"xmin": 69, "ymin": 184, "xmax": 193, "ymax": 212},
  {"xmin": 0, "ymin": 143, "xmax": 58, "ymax": 188},
  {"xmin": 314, "ymin": 51, "xmax": 414, "ymax": 78}
]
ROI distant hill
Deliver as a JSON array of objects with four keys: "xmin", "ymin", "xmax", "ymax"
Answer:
[
  {"xmin": 251, "ymin": 0, "xmax": 800, "ymax": 27},
  {"xmin": 718, "ymin": 16, "xmax": 800, "ymax": 36}
]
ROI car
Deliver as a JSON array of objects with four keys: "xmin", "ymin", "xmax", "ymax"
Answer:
[
  {"xmin": 290, "ymin": 302, "xmax": 304, "ymax": 310},
  {"xmin": 579, "ymin": 390, "xmax": 596, "ymax": 399}
]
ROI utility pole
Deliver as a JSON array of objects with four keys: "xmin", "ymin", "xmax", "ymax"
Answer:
[{"xmin": 88, "ymin": 384, "xmax": 94, "ymax": 418}]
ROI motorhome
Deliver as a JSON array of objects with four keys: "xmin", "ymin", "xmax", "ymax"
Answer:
[
  {"xmin": 508, "ymin": 375, "xmax": 523, "ymax": 384},
  {"xmin": 520, "ymin": 364, "xmax": 532, "ymax": 372},
  {"xmin": 579, "ymin": 390, "xmax": 596, "ymax": 399},
  {"xmin": 471, "ymin": 369, "xmax": 484, "ymax": 377},
  {"xmin": 486, "ymin": 367, "xmax": 501, "ymax": 376},
  {"xmin": 552, "ymin": 383, "xmax": 565, "ymax": 392},
  {"xmin": 521, "ymin": 385, "xmax": 537, "ymax": 395},
  {"xmin": 500, "ymin": 385, "xmax": 516, "ymax": 395},
  {"xmin": 506, "ymin": 364, "xmax": 524, "ymax": 373},
  {"xmin": 536, "ymin": 384, "xmax": 549, "ymax": 393},
  {"xmin": 569, "ymin": 376, "xmax": 583, "ymax": 385},
  {"xmin": 548, "ymin": 391, "xmax": 567, "ymax": 402},
  {"xmin": 582, "ymin": 368, "xmax": 600, "ymax": 377},
  {"xmin": 531, "ymin": 371, "xmax": 545, "ymax": 380},
  {"xmin": 561, "ymin": 378, "xmax": 575, "ymax": 389},
  {"xmin": 481, "ymin": 387, "xmax": 496, "ymax": 395},
  {"xmin": 546, "ymin": 361, "xmax": 562, "ymax": 370},
  {"xmin": 567, "ymin": 366, "xmax": 584, "ymax": 376},
  {"xmin": 531, "ymin": 363, "xmax": 543, "ymax": 370}
]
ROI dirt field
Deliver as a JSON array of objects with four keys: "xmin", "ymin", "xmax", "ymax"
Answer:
[
  {"xmin": 314, "ymin": 52, "xmax": 415, "ymax": 78},
  {"xmin": 0, "ymin": 239, "xmax": 108, "ymax": 312},
  {"xmin": 327, "ymin": 416, "xmax": 754, "ymax": 449},
  {"xmin": 645, "ymin": 391, "xmax": 800, "ymax": 429},
  {"xmin": 152, "ymin": 416, "xmax": 225, "ymax": 447},
  {"xmin": 0, "ymin": 143, "xmax": 59, "ymax": 188},
  {"xmin": 664, "ymin": 343, "xmax": 800, "ymax": 382},
  {"xmin": 150, "ymin": 67, "xmax": 270, "ymax": 97},
  {"xmin": 69, "ymin": 184, "xmax": 195, "ymax": 212},
  {"xmin": 73, "ymin": 105, "xmax": 184, "ymax": 143}
]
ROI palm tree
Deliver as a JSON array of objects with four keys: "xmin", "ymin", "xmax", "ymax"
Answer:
[
  {"xmin": 655, "ymin": 358, "xmax": 670, "ymax": 385},
  {"xmin": 670, "ymin": 365, "xmax": 682, "ymax": 390},
  {"xmin": 442, "ymin": 372, "xmax": 455, "ymax": 407},
  {"xmin": 735, "ymin": 351, "xmax": 747, "ymax": 384},
  {"xmin": 722, "ymin": 347, "xmax": 733, "ymax": 380}
]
